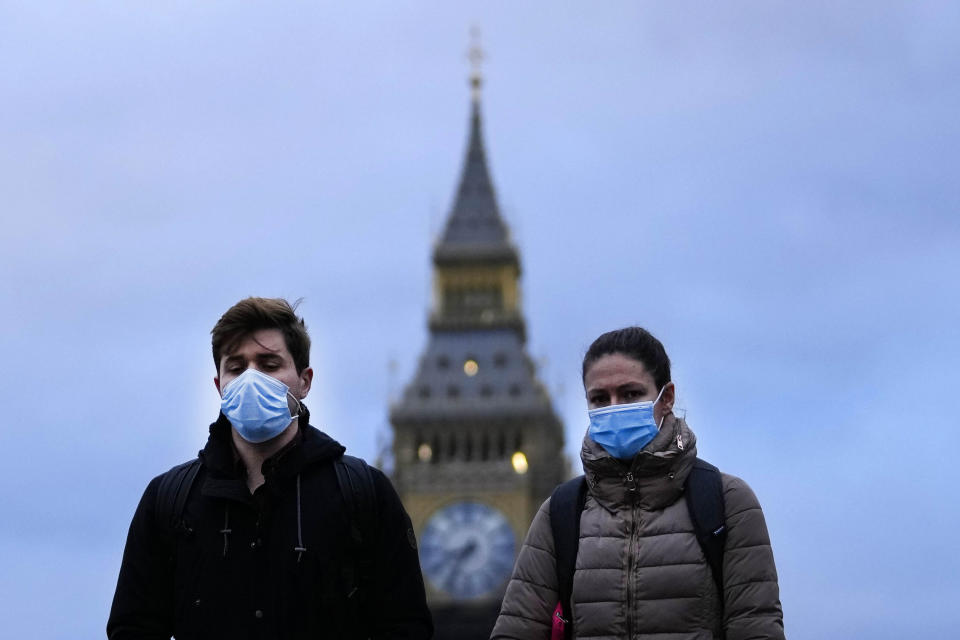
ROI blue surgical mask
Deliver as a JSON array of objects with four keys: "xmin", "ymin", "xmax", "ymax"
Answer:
[
  {"xmin": 220, "ymin": 368, "xmax": 300, "ymax": 444},
  {"xmin": 587, "ymin": 385, "xmax": 670, "ymax": 460}
]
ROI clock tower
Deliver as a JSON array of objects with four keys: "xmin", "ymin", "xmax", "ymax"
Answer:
[{"xmin": 390, "ymin": 46, "xmax": 567, "ymax": 640}]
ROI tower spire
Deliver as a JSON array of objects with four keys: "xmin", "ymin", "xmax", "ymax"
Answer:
[
  {"xmin": 468, "ymin": 26, "xmax": 484, "ymax": 101},
  {"xmin": 434, "ymin": 28, "xmax": 514, "ymax": 263}
]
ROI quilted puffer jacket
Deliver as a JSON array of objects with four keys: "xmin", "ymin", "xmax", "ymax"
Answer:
[{"xmin": 491, "ymin": 415, "xmax": 784, "ymax": 640}]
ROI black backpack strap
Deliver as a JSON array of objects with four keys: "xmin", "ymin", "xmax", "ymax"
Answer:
[
  {"xmin": 334, "ymin": 454, "xmax": 377, "ymax": 543},
  {"xmin": 549, "ymin": 475, "xmax": 588, "ymax": 639},
  {"xmin": 684, "ymin": 458, "xmax": 727, "ymax": 598},
  {"xmin": 155, "ymin": 458, "xmax": 201, "ymax": 534},
  {"xmin": 334, "ymin": 454, "xmax": 377, "ymax": 599}
]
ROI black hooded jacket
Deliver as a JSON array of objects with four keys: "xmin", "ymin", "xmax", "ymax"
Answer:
[{"xmin": 107, "ymin": 412, "xmax": 432, "ymax": 639}]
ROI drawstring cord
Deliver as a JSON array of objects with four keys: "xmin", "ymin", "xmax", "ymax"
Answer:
[
  {"xmin": 220, "ymin": 504, "xmax": 232, "ymax": 558},
  {"xmin": 294, "ymin": 473, "xmax": 307, "ymax": 562},
  {"xmin": 219, "ymin": 477, "xmax": 306, "ymax": 562}
]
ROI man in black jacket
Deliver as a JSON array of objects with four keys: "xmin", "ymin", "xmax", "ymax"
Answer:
[{"xmin": 108, "ymin": 297, "xmax": 433, "ymax": 640}]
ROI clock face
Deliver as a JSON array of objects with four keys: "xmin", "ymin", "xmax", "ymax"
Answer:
[{"xmin": 419, "ymin": 501, "xmax": 516, "ymax": 599}]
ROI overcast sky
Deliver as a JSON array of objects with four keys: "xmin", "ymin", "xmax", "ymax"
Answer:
[{"xmin": 1, "ymin": 2, "xmax": 958, "ymax": 638}]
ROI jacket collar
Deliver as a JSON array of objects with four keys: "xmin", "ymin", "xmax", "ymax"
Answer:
[
  {"xmin": 580, "ymin": 414, "xmax": 698, "ymax": 512},
  {"xmin": 198, "ymin": 405, "xmax": 346, "ymax": 502}
]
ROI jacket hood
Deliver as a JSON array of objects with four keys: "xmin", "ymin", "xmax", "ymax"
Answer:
[
  {"xmin": 199, "ymin": 405, "xmax": 346, "ymax": 500},
  {"xmin": 581, "ymin": 413, "xmax": 698, "ymax": 511}
]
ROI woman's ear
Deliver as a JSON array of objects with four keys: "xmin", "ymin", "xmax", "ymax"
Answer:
[{"xmin": 661, "ymin": 382, "xmax": 676, "ymax": 413}]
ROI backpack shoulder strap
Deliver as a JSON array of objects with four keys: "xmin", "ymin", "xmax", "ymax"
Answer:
[
  {"xmin": 333, "ymin": 454, "xmax": 378, "ymax": 603},
  {"xmin": 684, "ymin": 457, "xmax": 727, "ymax": 596},
  {"xmin": 549, "ymin": 475, "xmax": 588, "ymax": 637},
  {"xmin": 155, "ymin": 458, "xmax": 201, "ymax": 533},
  {"xmin": 334, "ymin": 454, "xmax": 377, "ymax": 544}
]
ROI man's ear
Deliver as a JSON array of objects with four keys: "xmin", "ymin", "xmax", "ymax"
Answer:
[{"xmin": 298, "ymin": 367, "xmax": 314, "ymax": 398}]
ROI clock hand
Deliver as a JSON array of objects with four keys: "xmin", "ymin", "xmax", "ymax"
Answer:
[
  {"xmin": 458, "ymin": 539, "xmax": 478, "ymax": 561},
  {"xmin": 443, "ymin": 539, "xmax": 479, "ymax": 590}
]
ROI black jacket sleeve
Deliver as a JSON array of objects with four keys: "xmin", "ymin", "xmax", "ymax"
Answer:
[
  {"xmin": 366, "ymin": 469, "xmax": 433, "ymax": 640},
  {"xmin": 106, "ymin": 476, "xmax": 175, "ymax": 640}
]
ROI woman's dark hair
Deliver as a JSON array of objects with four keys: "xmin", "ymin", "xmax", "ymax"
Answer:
[{"xmin": 582, "ymin": 327, "xmax": 671, "ymax": 390}]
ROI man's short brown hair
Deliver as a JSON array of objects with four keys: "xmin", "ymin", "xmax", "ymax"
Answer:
[{"xmin": 211, "ymin": 297, "xmax": 311, "ymax": 373}]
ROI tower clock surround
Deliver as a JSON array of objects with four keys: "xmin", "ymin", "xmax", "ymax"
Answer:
[{"xmin": 419, "ymin": 500, "xmax": 516, "ymax": 600}]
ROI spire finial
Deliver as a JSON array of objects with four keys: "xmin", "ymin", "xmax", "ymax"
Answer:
[{"xmin": 468, "ymin": 25, "xmax": 484, "ymax": 100}]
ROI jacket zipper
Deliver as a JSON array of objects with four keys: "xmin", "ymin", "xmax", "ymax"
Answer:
[{"xmin": 625, "ymin": 472, "xmax": 637, "ymax": 639}]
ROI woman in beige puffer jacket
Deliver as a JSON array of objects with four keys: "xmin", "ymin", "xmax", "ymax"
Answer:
[{"xmin": 491, "ymin": 327, "xmax": 785, "ymax": 640}]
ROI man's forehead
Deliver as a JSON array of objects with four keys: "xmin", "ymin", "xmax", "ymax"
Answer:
[{"xmin": 222, "ymin": 329, "xmax": 290, "ymax": 359}]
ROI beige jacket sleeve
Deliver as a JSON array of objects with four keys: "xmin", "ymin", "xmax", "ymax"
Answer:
[
  {"xmin": 490, "ymin": 498, "xmax": 557, "ymax": 640},
  {"xmin": 721, "ymin": 474, "xmax": 786, "ymax": 640}
]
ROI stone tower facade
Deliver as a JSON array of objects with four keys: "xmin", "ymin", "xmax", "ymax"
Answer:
[{"xmin": 390, "ymin": 73, "xmax": 567, "ymax": 639}]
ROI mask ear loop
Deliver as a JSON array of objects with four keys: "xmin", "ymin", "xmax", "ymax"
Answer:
[
  {"xmin": 287, "ymin": 392, "xmax": 303, "ymax": 420},
  {"xmin": 654, "ymin": 382, "xmax": 685, "ymax": 449},
  {"xmin": 653, "ymin": 382, "xmax": 674, "ymax": 431}
]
